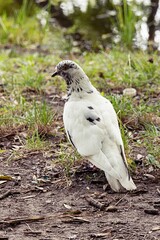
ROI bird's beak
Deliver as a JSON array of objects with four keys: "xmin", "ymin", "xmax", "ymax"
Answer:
[{"xmin": 51, "ymin": 71, "xmax": 58, "ymax": 77}]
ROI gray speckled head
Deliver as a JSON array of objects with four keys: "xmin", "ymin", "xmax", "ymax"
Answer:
[
  {"xmin": 56, "ymin": 60, "xmax": 78, "ymax": 72},
  {"xmin": 52, "ymin": 60, "xmax": 78, "ymax": 76},
  {"xmin": 51, "ymin": 60, "xmax": 93, "ymax": 96},
  {"xmin": 52, "ymin": 60, "xmax": 81, "ymax": 85}
]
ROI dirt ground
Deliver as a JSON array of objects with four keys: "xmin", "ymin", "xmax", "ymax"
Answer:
[{"xmin": 0, "ymin": 137, "xmax": 160, "ymax": 240}]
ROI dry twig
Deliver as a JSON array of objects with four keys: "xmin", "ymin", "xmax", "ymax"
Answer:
[
  {"xmin": 0, "ymin": 190, "xmax": 20, "ymax": 200},
  {"xmin": 144, "ymin": 209, "xmax": 159, "ymax": 215},
  {"xmin": 61, "ymin": 216, "xmax": 90, "ymax": 224},
  {"xmin": 115, "ymin": 193, "xmax": 128, "ymax": 206},
  {"xmin": 24, "ymin": 231, "xmax": 42, "ymax": 236},
  {"xmin": 85, "ymin": 196, "xmax": 105, "ymax": 210},
  {"xmin": 157, "ymin": 188, "xmax": 160, "ymax": 196},
  {"xmin": 0, "ymin": 216, "xmax": 45, "ymax": 229}
]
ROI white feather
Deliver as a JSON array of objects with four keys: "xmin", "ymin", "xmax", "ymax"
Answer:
[{"xmin": 54, "ymin": 60, "xmax": 136, "ymax": 192}]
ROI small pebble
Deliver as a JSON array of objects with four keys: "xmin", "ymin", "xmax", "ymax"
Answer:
[
  {"xmin": 137, "ymin": 154, "xmax": 143, "ymax": 160},
  {"xmin": 46, "ymin": 199, "xmax": 52, "ymax": 204},
  {"xmin": 64, "ymin": 203, "xmax": 72, "ymax": 209},
  {"xmin": 123, "ymin": 88, "xmax": 137, "ymax": 97},
  {"xmin": 144, "ymin": 173, "xmax": 155, "ymax": 180}
]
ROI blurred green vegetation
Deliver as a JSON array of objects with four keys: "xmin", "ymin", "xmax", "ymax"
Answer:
[
  {"xmin": 0, "ymin": 0, "xmax": 159, "ymax": 50},
  {"xmin": 0, "ymin": 0, "xmax": 150, "ymax": 50},
  {"xmin": 69, "ymin": 0, "xmax": 140, "ymax": 49},
  {"xmin": 0, "ymin": 0, "xmax": 41, "ymax": 45},
  {"xmin": 0, "ymin": 0, "xmax": 69, "ymax": 51},
  {"xmin": 0, "ymin": 0, "xmax": 37, "ymax": 16}
]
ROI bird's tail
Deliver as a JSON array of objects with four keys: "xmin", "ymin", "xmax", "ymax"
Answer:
[
  {"xmin": 89, "ymin": 151, "xmax": 136, "ymax": 192},
  {"xmin": 105, "ymin": 172, "xmax": 136, "ymax": 192}
]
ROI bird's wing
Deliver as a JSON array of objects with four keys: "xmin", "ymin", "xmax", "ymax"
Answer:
[
  {"xmin": 63, "ymin": 100, "xmax": 105, "ymax": 157},
  {"xmin": 89, "ymin": 95, "xmax": 131, "ymax": 181}
]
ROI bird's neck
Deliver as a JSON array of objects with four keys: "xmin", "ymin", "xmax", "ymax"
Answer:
[{"xmin": 67, "ymin": 74, "xmax": 94, "ymax": 98}]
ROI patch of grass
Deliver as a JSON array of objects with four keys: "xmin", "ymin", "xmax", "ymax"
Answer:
[
  {"xmin": 26, "ymin": 130, "xmax": 48, "ymax": 150},
  {"xmin": 25, "ymin": 100, "xmax": 54, "ymax": 136},
  {"xmin": 142, "ymin": 124, "xmax": 160, "ymax": 167},
  {"xmin": 107, "ymin": 94, "xmax": 135, "ymax": 120},
  {"xmin": 83, "ymin": 51, "xmax": 160, "ymax": 92},
  {"xmin": 54, "ymin": 143, "xmax": 81, "ymax": 178},
  {"xmin": 0, "ymin": 56, "xmax": 55, "ymax": 146},
  {"xmin": 20, "ymin": 66, "xmax": 44, "ymax": 92},
  {"xmin": 0, "ymin": 97, "xmax": 54, "ymax": 133}
]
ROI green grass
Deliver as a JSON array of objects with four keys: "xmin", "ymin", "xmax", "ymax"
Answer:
[
  {"xmin": 25, "ymin": 100, "xmax": 55, "ymax": 136},
  {"xmin": 0, "ymin": 53, "xmax": 55, "ymax": 150},
  {"xmin": 26, "ymin": 130, "xmax": 49, "ymax": 150},
  {"xmin": 53, "ymin": 143, "xmax": 82, "ymax": 179}
]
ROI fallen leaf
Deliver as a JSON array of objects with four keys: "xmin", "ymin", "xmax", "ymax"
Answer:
[{"xmin": 0, "ymin": 175, "xmax": 13, "ymax": 181}]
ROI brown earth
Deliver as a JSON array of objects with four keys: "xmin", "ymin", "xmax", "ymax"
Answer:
[{"xmin": 0, "ymin": 134, "xmax": 160, "ymax": 240}]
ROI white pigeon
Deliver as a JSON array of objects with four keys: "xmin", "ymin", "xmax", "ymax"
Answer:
[{"xmin": 52, "ymin": 60, "xmax": 136, "ymax": 192}]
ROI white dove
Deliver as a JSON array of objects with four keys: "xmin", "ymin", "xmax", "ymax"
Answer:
[{"xmin": 52, "ymin": 60, "xmax": 136, "ymax": 192}]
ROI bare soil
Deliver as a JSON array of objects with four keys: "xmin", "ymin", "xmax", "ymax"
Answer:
[{"xmin": 0, "ymin": 136, "xmax": 160, "ymax": 240}]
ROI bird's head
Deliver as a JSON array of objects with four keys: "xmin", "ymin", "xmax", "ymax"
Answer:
[{"xmin": 52, "ymin": 60, "xmax": 87, "ymax": 86}]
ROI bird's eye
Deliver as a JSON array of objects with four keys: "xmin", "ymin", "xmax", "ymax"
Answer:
[{"xmin": 63, "ymin": 64, "xmax": 69, "ymax": 70}]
